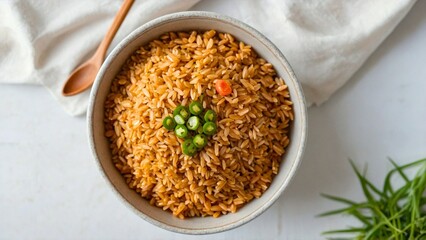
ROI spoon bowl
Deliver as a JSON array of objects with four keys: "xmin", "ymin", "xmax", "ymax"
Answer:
[{"xmin": 62, "ymin": 59, "xmax": 100, "ymax": 96}]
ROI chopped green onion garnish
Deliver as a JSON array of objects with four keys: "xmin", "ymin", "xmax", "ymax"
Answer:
[
  {"xmin": 196, "ymin": 125, "xmax": 204, "ymax": 134},
  {"xmin": 175, "ymin": 124, "xmax": 188, "ymax": 138},
  {"xmin": 164, "ymin": 104, "xmax": 218, "ymax": 157},
  {"xmin": 173, "ymin": 105, "xmax": 190, "ymax": 120},
  {"xmin": 162, "ymin": 116, "xmax": 176, "ymax": 130},
  {"xmin": 204, "ymin": 109, "xmax": 217, "ymax": 122},
  {"xmin": 186, "ymin": 116, "xmax": 201, "ymax": 130},
  {"xmin": 182, "ymin": 138, "xmax": 197, "ymax": 156},
  {"xmin": 189, "ymin": 101, "xmax": 203, "ymax": 115},
  {"xmin": 193, "ymin": 134, "xmax": 207, "ymax": 148},
  {"xmin": 203, "ymin": 122, "xmax": 217, "ymax": 136},
  {"xmin": 173, "ymin": 105, "xmax": 184, "ymax": 116},
  {"xmin": 174, "ymin": 114, "xmax": 185, "ymax": 125}
]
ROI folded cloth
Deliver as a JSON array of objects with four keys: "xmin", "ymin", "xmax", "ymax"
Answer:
[{"xmin": 0, "ymin": 0, "xmax": 416, "ymax": 116}]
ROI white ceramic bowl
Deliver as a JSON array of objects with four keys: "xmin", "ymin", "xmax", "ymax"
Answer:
[{"xmin": 88, "ymin": 11, "xmax": 307, "ymax": 234}]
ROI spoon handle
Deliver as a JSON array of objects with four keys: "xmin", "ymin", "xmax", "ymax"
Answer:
[{"xmin": 94, "ymin": 0, "xmax": 135, "ymax": 61}]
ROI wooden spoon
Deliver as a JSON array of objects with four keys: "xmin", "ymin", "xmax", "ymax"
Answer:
[{"xmin": 62, "ymin": 0, "xmax": 134, "ymax": 96}]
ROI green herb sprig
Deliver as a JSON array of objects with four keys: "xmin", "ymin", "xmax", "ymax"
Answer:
[{"xmin": 319, "ymin": 158, "xmax": 426, "ymax": 240}]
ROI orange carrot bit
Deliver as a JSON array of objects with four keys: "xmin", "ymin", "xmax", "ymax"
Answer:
[{"xmin": 215, "ymin": 80, "xmax": 232, "ymax": 96}]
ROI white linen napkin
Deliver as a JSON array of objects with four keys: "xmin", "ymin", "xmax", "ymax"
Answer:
[{"xmin": 0, "ymin": 0, "xmax": 416, "ymax": 116}]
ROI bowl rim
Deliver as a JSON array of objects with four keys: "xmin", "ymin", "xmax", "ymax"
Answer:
[{"xmin": 87, "ymin": 11, "xmax": 307, "ymax": 235}]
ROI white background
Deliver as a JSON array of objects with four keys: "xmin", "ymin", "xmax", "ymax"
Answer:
[{"xmin": 1, "ymin": 1, "xmax": 425, "ymax": 239}]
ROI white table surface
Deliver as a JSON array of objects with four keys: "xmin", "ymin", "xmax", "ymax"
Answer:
[{"xmin": 1, "ymin": 1, "xmax": 426, "ymax": 239}]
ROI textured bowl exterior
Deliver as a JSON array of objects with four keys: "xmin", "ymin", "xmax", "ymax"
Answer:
[{"xmin": 87, "ymin": 11, "xmax": 307, "ymax": 234}]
